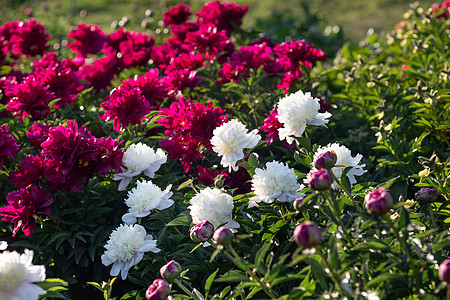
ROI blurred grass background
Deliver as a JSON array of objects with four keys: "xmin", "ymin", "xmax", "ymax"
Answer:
[{"xmin": 0, "ymin": 0, "xmax": 438, "ymax": 41}]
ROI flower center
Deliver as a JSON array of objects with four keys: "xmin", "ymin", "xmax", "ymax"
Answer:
[{"xmin": 0, "ymin": 261, "xmax": 27, "ymax": 291}]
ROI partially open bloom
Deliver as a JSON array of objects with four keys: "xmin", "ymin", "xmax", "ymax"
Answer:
[
  {"xmin": 190, "ymin": 220, "xmax": 215, "ymax": 242},
  {"xmin": 160, "ymin": 260, "xmax": 182, "ymax": 282},
  {"xmin": 365, "ymin": 188, "xmax": 394, "ymax": 216},
  {"xmin": 277, "ymin": 90, "xmax": 331, "ymax": 144},
  {"xmin": 211, "ymin": 119, "xmax": 260, "ymax": 172},
  {"xmin": 188, "ymin": 187, "xmax": 239, "ymax": 230},
  {"xmin": 313, "ymin": 150, "xmax": 337, "ymax": 170},
  {"xmin": 293, "ymin": 222, "xmax": 323, "ymax": 248},
  {"xmin": 312, "ymin": 143, "xmax": 366, "ymax": 188},
  {"xmin": 250, "ymin": 161, "xmax": 304, "ymax": 208},
  {"xmin": 114, "ymin": 143, "xmax": 167, "ymax": 191},
  {"xmin": 0, "ymin": 249, "xmax": 46, "ymax": 300},
  {"xmin": 439, "ymin": 259, "xmax": 450, "ymax": 284},
  {"xmin": 101, "ymin": 224, "xmax": 160, "ymax": 280},
  {"xmin": 145, "ymin": 279, "xmax": 170, "ymax": 300},
  {"xmin": 307, "ymin": 168, "xmax": 333, "ymax": 191},
  {"xmin": 122, "ymin": 180, "xmax": 173, "ymax": 225}
]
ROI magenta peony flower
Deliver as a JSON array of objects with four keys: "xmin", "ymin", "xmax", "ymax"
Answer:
[
  {"xmin": 164, "ymin": 51, "xmax": 205, "ymax": 74},
  {"xmin": 185, "ymin": 25, "xmax": 233, "ymax": 59},
  {"xmin": 101, "ymin": 83, "xmax": 151, "ymax": 132},
  {"xmin": 5, "ymin": 75, "xmax": 55, "ymax": 121},
  {"xmin": 119, "ymin": 31, "xmax": 155, "ymax": 68},
  {"xmin": 151, "ymin": 42, "xmax": 180, "ymax": 69},
  {"xmin": 9, "ymin": 155, "xmax": 44, "ymax": 187},
  {"xmin": 79, "ymin": 53, "xmax": 123, "ymax": 91},
  {"xmin": 274, "ymin": 40, "xmax": 327, "ymax": 70},
  {"xmin": 93, "ymin": 136, "xmax": 124, "ymax": 175},
  {"xmin": 26, "ymin": 122, "xmax": 54, "ymax": 148},
  {"xmin": 431, "ymin": 1, "xmax": 450, "ymax": 19},
  {"xmin": 307, "ymin": 168, "xmax": 333, "ymax": 191},
  {"xmin": 0, "ymin": 124, "xmax": 19, "ymax": 169},
  {"xmin": 0, "ymin": 185, "xmax": 52, "ymax": 236},
  {"xmin": 160, "ymin": 68, "xmax": 202, "ymax": 99},
  {"xmin": 190, "ymin": 220, "xmax": 215, "ymax": 242},
  {"xmin": 197, "ymin": 1, "xmax": 248, "ymax": 33},
  {"xmin": 365, "ymin": 188, "xmax": 394, "ymax": 216},
  {"xmin": 216, "ymin": 63, "xmax": 246, "ymax": 84},
  {"xmin": 259, "ymin": 106, "xmax": 295, "ymax": 148},
  {"xmin": 145, "ymin": 279, "xmax": 170, "ymax": 300},
  {"xmin": 163, "ymin": 3, "xmax": 192, "ymax": 26},
  {"xmin": 9, "ymin": 19, "xmax": 50, "ymax": 57},
  {"xmin": 313, "ymin": 150, "xmax": 337, "ymax": 170},
  {"xmin": 124, "ymin": 69, "xmax": 165, "ymax": 107},
  {"xmin": 67, "ymin": 23, "xmax": 106, "ymax": 57},
  {"xmin": 103, "ymin": 28, "xmax": 130, "ymax": 55},
  {"xmin": 229, "ymin": 43, "xmax": 275, "ymax": 72}
]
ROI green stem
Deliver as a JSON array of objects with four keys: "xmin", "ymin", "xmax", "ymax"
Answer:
[
  {"xmin": 322, "ymin": 191, "xmax": 354, "ymax": 247},
  {"xmin": 427, "ymin": 203, "xmax": 438, "ymax": 228},
  {"xmin": 317, "ymin": 247, "xmax": 352, "ymax": 298},
  {"xmin": 175, "ymin": 278, "xmax": 201, "ymax": 300},
  {"xmin": 329, "ymin": 171, "xmax": 362, "ymax": 213}
]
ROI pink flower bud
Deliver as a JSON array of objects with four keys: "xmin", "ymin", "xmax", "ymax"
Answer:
[
  {"xmin": 414, "ymin": 187, "xmax": 438, "ymax": 203},
  {"xmin": 213, "ymin": 226, "xmax": 233, "ymax": 245},
  {"xmin": 145, "ymin": 279, "xmax": 170, "ymax": 300},
  {"xmin": 307, "ymin": 169, "xmax": 332, "ymax": 190},
  {"xmin": 293, "ymin": 222, "xmax": 323, "ymax": 248},
  {"xmin": 439, "ymin": 259, "xmax": 450, "ymax": 284},
  {"xmin": 160, "ymin": 260, "xmax": 182, "ymax": 282},
  {"xmin": 313, "ymin": 150, "xmax": 337, "ymax": 170},
  {"xmin": 364, "ymin": 188, "xmax": 394, "ymax": 216},
  {"xmin": 190, "ymin": 220, "xmax": 215, "ymax": 242}
]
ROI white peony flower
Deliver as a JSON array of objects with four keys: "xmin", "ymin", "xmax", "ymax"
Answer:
[
  {"xmin": 0, "ymin": 241, "xmax": 7, "ymax": 251},
  {"xmin": 0, "ymin": 249, "xmax": 46, "ymax": 300},
  {"xmin": 122, "ymin": 180, "xmax": 174, "ymax": 225},
  {"xmin": 101, "ymin": 224, "xmax": 160, "ymax": 280},
  {"xmin": 211, "ymin": 119, "xmax": 261, "ymax": 172},
  {"xmin": 188, "ymin": 187, "xmax": 239, "ymax": 230},
  {"xmin": 114, "ymin": 143, "xmax": 167, "ymax": 191},
  {"xmin": 277, "ymin": 90, "xmax": 332, "ymax": 145},
  {"xmin": 250, "ymin": 161, "xmax": 305, "ymax": 208},
  {"xmin": 312, "ymin": 143, "xmax": 366, "ymax": 188}
]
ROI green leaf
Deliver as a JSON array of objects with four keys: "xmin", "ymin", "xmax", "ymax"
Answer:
[
  {"xmin": 166, "ymin": 215, "xmax": 191, "ymax": 227},
  {"xmin": 178, "ymin": 179, "xmax": 194, "ymax": 191},
  {"xmin": 366, "ymin": 273, "xmax": 407, "ymax": 288},
  {"xmin": 205, "ymin": 269, "xmax": 219, "ymax": 298},
  {"xmin": 215, "ymin": 271, "xmax": 251, "ymax": 283},
  {"xmin": 352, "ymin": 240, "xmax": 391, "ymax": 252},
  {"xmin": 304, "ymin": 256, "xmax": 328, "ymax": 290}
]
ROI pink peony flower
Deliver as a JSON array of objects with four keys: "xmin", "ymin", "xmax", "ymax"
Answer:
[
  {"xmin": 0, "ymin": 185, "xmax": 52, "ymax": 236},
  {"xmin": 100, "ymin": 83, "xmax": 151, "ymax": 132},
  {"xmin": 0, "ymin": 124, "xmax": 19, "ymax": 169},
  {"xmin": 67, "ymin": 23, "xmax": 106, "ymax": 57}
]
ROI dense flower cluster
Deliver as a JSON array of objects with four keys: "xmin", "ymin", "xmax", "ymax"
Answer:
[
  {"xmin": 67, "ymin": 23, "xmax": 106, "ymax": 57},
  {"xmin": 0, "ymin": 124, "xmax": 19, "ymax": 169}
]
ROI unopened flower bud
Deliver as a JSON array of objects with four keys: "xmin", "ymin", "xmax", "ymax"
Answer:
[
  {"xmin": 190, "ymin": 220, "xmax": 214, "ymax": 242},
  {"xmin": 414, "ymin": 187, "xmax": 438, "ymax": 203},
  {"xmin": 213, "ymin": 226, "xmax": 233, "ymax": 245},
  {"xmin": 365, "ymin": 187, "xmax": 394, "ymax": 216},
  {"xmin": 313, "ymin": 150, "xmax": 337, "ymax": 170},
  {"xmin": 293, "ymin": 222, "xmax": 323, "ymax": 248},
  {"xmin": 145, "ymin": 279, "xmax": 170, "ymax": 300},
  {"xmin": 307, "ymin": 169, "xmax": 332, "ymax": 191},
  {"xmin": 160, "ymin": 260, "xmax": 182, "ymax": 282},
  {"xmin": 439, "ymin": 259, "xmax": 450, "ymax": 284},
  {"xmin": 292, "ymin": 197, "xmax": 305, "ymax": 211},
  {"xmin": 214, "ymin": 175, "xmax": 225, "ymax": 189}
]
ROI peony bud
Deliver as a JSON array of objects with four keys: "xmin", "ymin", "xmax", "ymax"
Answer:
[
  {"xmin": 145, "ymin": 279, "xmax": 170, "ymax": 300},
  {"xmin": 190, "ymin": 220, "xmax": 215, "ymax": 242},
  {"xmin": 292, "ymin": 197, "xmax": 305, "ymax": 211},
  {"xmin": 213, "ymin": 226, "xmax": 233, "ymax": 245},
  {"xmin": 307, "ymin": 169, "xmax": 332, "ymax": 191},
  {"xmin": 414, "ymin": 187, "xmax": 438, "ymax": 203},
  {"xmin": 293, "ymin": 222, "xmax": 323, "ymax": 248},
  {"xmin": 439, "ymin": 259, "xmax": 450, "ymax": 284},
  {"xmin": 364, "ymin": 187, "xmax": 394, "ymax": 216},
  {"xmin": 160, "ymin": 260, "xmax": 182, "ymax": 282},
  {"xmin": 313, "ymin": 150, "xmax": 337, "ymax": 170}
]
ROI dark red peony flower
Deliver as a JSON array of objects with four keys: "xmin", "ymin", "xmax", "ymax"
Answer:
[
  {"xmin": 0, "ymin": 124, "xmax": 19, "ymax": 169},
  {"xmin": 0, "ymin": 185, "xmax": 52, "ymax": 236},
  {"xmin": 274, "ymin": 40, "xmax": 326, "ymax": 71},
  {"xmin": 100, "ymin": 83, "xmax": 151, "ymax": 132},
  {"xmin": 67, "ymin": 23, "xmax": 106, "ymax": 57},
  {"xmin": 216, "ymin": 63, "xmax": 246, "ymax": 84},
  {"xmin": 9, "ymin": 19, "xmax": 50, "ymax": 57},
  {"xmin": 165, "ymin": 51, "xmax": 205, "ymax": 74},
  {"xmin": 79, "ymin": 53, "xmax": 124, "ymax": 91},
  {"xmin": 163, "ymin": 3, "xmax": 192, "ymax": 26},
  {"xmin": 151, "ymin": 42, "xmax": 180, "ymax": 69},
  {"xmin": 197, "ymin": 1, "xmax": 248, "ymax": 33},
  {"xmin": 5, "ymin": 75, "xmax": 55, "ymax": 121},
  {"xmin": 125, "ymin": 69, "xmax": 165, "ymax": 107},
  {"xmin": 230, "ymin": 43, "xmax": 274, "ymax": 71},
  {"xmin": 9, "ymin": 154, "xmax": 45, "ymax": 187},
  {"xmin": 259, "ymin": 106, "xmax": 295, "ymax": 148},
  {"xmin": 0, "ymin": 21, "xmax": 19, "ymax": 56},
  {"xmin": 93, "ymin": 136, "xmax": 124, "ymax": 175},
  {"xmin": 103, "ymin": 28, "xmax": 130, "ymax": 54},
  {"xmin": 160, "ymin": 68, "xmax": 202, "ymax": 99}
]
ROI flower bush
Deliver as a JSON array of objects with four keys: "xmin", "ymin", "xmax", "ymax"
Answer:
[{"xmin": 0, "ymin": 1, "xmax": 449, "ymax": 299}]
